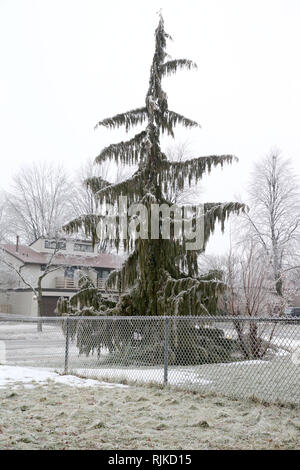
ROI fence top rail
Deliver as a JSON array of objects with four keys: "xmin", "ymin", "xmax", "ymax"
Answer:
[{"xmin": 0, "ymin": 314, "xmax": 298, "ymax": 322}]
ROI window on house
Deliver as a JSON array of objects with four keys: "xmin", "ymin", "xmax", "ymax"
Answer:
[
  {"xmin": 65, "ymin": 267, "xmax": 75, "ymax": 279},
  {"xmin": 73, "ymin": 243, "xmax": 93, "ymax": 253},
  {"xmin": 44, "ymin": 240, "xmax": 66, "ymax": 250},
  {"xmin": 97, "ymin": 269, "xmax": 111, "ymax": 279}
]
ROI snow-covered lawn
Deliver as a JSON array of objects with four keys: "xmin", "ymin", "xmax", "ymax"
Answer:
[
  {"xmin": 0, "ymin": 365, "xmax": 128, "ymax": 390},
  {"xmin": 66, "ymin": 355, "xmax": 299, "ymax": 405},
  {"xmin": 68, "ymin": 366, "xmax": 212, "ymax": 387},
  {"xmin": 0, "ymin": 365, "xmax": 299, "ymax": 450}
]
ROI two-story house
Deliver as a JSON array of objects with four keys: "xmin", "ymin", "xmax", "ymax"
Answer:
[{"xmin": 0, "ymin": 237, "xmax": 121, "ymax": 316}]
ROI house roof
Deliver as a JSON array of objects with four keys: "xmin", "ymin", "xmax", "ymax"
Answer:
[
  {"xmin": 0, "ymin": 244, "xmax": 121, "ymax": 269},
  {"xmin": 28, "ymin": 236, "xmax": 93, "ymax": 246}
]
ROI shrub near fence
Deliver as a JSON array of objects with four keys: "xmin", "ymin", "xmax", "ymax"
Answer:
[{"xmin": 0, "ymin": 316, "xmax": 299, "ymax": 405}]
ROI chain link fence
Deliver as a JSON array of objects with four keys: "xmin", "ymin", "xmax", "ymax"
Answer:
[{"xmin": 0, "ymin": 315, "xmax": 299, "ymax": 405}]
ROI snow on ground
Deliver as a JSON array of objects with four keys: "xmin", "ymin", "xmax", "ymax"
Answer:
[
  {"xmin": 266, "ymin": 336, "xmax": 300, "ymax": 353},
  {"xmin": 0, "ymin": 365, "xmax": 128, "ymax": 390},
  {"xmin": 68, "ymin": 367, "xmax": 212, "ymax": 386},
  {"xmin": 223, "ymin": 327, "xmax": 300, "ymax": 352},
  {"xmin": 66, "ymin": 355, "xmax": 300, "ymax": 406}
]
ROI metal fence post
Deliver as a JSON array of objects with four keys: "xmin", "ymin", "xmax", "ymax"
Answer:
[
  {"xmin": 164, "ymin": 317, "xmax": 169, "ymax": 385},
  {"xmin": 64, "ymin": 317, "xmax": 70, "ymax": 374}
]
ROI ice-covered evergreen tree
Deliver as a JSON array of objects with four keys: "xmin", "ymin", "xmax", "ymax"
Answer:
[{"xmin": 61, "ymin": 14, "xmax": 244, "ymax": 318}]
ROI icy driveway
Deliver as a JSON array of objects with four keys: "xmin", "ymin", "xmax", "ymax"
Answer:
[{"xmin": 0, "ymin": 365, "xmax": 128, "ymax": 390}]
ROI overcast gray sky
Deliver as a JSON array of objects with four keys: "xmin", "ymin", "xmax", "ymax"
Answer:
[{"xmin": 1, "ymin": 0, "xmax": 299, "ymax": 252}]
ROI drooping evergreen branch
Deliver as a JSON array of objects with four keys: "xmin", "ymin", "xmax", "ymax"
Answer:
[
  {"xmin": 85, "ymin": 176, "xmax": 111, "ymax": 194},
  {"xmin": 58, "ymin": 273, "xmax": 117, "ymax": 316},
  {"xmin": 204, "ymin": 202, "xmax": 246, "ymax": 234},
  {"xmin": 95, "ymin": 131, "xmax": 147, "ymax": 166},
  {"xmin": 95, "ymin": 107, "xmax": 148, "ymax": 132},
  {"xmin": 157, "ymin": 270, "xmax": 225, "ymax": 316},
  {"xmin": 95, "ymin": 168, "xmax": 146, "ymax": 206},
  {"xmin": 158, "ymin": 154, "xmax": 238, "ymax": 193},
  {"xmin": 63, "ymin": 214, "xmax": 102, "ymax": 241},
  {"xmin": 163, "ymin": 110, "xmax": 200, "ymax": 135},
  {"xmin": 160, "ymin": 59, "xmax": 197, "ymax": 77},
  {"xmin": 107, "ymin": 250, "xmax": 138, "ymax": 290}
]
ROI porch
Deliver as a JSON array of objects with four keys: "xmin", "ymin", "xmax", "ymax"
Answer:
[{"xmin": 54, "ymin": 277, "xmax": 109, "ymax": 291}]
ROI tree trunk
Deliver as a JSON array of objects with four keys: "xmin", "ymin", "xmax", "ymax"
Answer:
[
  {"xmin": 275, "ymin": 273, "xmax": 283, "ymax": 297},
  {"xmin": 249, "ymin": 321, "xmax": 259, "ymax": 358},
  {"xmin": 37, "ymin": 281, "xmax": 43, "ymax": 332},
  {"xmin": 233, "ymin": 319, "xmax": 250, "ymax": 359},
  {"xmin": 272, "ymin": 241, "xmax": 283, "ymax": 296}
]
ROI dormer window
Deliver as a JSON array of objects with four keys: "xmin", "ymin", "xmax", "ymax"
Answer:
[
  {"xmin": 44, "ymin": 240, "xmax": 66, "ymax": 250},
  {"xmin": 74, "ymin": 243, "xmax": 93, "ymax": 253}
]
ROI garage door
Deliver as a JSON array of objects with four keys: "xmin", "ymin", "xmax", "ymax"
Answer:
[{"xmin": 41, "ymin": 296, "xmax": 61, "ymax": 317}]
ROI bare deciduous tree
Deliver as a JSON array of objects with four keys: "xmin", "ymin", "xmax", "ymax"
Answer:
[
  {"xmin": 238, "ymin": 150, "xmax": 300, "ymax": 295},
  {"xmin": 216, "ymin": 244, "xmax": 291, "ymax": 359},
  {"xmin": 70, "ymin": 158, "xmax": 110, "ymax": 218},
  {"xmin": 71, "ymin": 158, "xmax": 132, "ymax": 216},
  {"xmin": 0, "ymin": 261, "xmax": 19, "ymax": 290},
  {"xmin": 0, "ymin": 193, "xmax": 10, "ymax": 243},
  {"xmin": 4, "ymin": 162, "xmax": 72, "ymax": 244}
]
